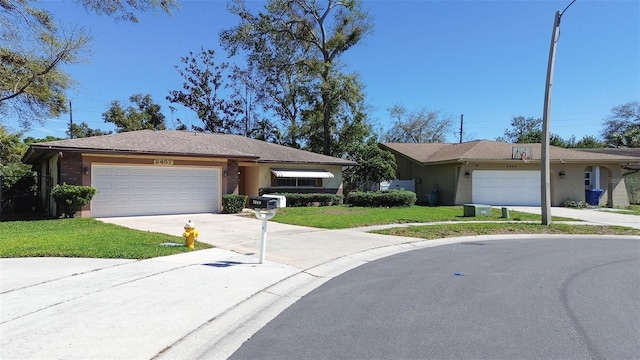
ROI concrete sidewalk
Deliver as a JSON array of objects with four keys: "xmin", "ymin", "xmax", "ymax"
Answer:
[
  {"xmin": 508, "ymin": 206, "xmax": 640, "ymax": 229},
  {"xmin": 1, "ymin": 208, "xmax": 638, "ymax": 359}
]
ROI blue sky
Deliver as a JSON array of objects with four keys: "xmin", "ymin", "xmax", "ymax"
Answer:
[{"xmin": 8, "ymin": 0, "xmax": 639, "ymax": 143}]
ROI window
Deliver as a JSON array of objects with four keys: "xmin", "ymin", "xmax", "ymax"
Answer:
[
  {"xmin": 584, "ymin": 172, "xmax": 591, "ymax": 186},
  {"xmin": 274, "ymin": 177, "xmax": 321, "ymax": 187},
  {"xmin": 270, "ymin": 169, "xmax": 332, "ymax": 188}
]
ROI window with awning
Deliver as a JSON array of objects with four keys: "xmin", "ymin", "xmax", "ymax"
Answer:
[
  {"xmin": 270, "ymin": 169, "xmax": 334, "ymax": 187},
  {"xmin": 270, "ymin": 169, "xmax": 334, "ymax": 179}
]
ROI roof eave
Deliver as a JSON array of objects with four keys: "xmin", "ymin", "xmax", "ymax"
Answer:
[
  {"xmin": 257, "ymin": 159, "xmax": 357, "ymax": 166},
  {"xmin": 23, "ymin": 145, "xmax": 259, "ymax": 163}
]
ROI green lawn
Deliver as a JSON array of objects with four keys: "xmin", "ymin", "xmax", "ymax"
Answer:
[
  {"xmin": 624, "ymin": 204, "xmax": 640, "ymax": 215},
  {"xmin": 270, "ymin": 205, "xmax": 574, "ymax": 229},
  {"xmin": 0, "ymin": 218, "xmax": 211, "ymax": 259},
  {"xmin": 373, "ymin": 222, "xmax": 640, "ymax": 239},
  {"xmin": 2, "ymin": 205, "xmax": 638, "ymax": 259}
]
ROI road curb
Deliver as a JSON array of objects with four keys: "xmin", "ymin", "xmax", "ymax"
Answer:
[{"xmin": 154, "ymin": 234, "xmax": 640, "ymax": 359}]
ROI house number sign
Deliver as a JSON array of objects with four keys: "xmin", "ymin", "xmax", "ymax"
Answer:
[{"xmin": 154, "ymin": 159, "xmax": 174, "ymax": 165}]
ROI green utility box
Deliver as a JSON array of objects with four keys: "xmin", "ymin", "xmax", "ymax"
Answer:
[{"xmin": 463, "ymin": 204, "xmax": 491, "ymax": 217}]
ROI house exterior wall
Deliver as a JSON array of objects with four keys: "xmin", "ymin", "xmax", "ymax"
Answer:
[
  {"xmin": 45, "ymin": 155, "xmax": 59, "ymax": 216},
  {"xmin": 575, "ymin": 165, "xmax": 629, "ymax": 207},
  {"xmin": 242, "ymin": 165, "xmax": 261, "ymax": 199},
  {"xmin": 605, "ymin": 166, "xmax": 630, "ymax": 207},
  {"xmin": 623, "ymin": 171, "xmax": 640, "ymax": 204},
  {"xmin": 552, "ymin": 163, "xmax": 587, "ymax": 205},
  {"xmin": 226, "ymin": 159, "xmax": 239, "ymax": 194},
  {"xmin": 394, "ymin": 157, "xmax": 432, "ymax": 202},
  {"xmin": 71, "ymin": 153, "xmax": 229, "ymax": 217},
  {"xmin": 40, "ymin": 151, "xmax": 350, "ymax": 217},
  {"xmin": 395, "ymin": 157, "xmax": 631, "ymax": 207},
  {"xmin": 60, "ymin": 152, "xmax": 83, "ymax": 185}
]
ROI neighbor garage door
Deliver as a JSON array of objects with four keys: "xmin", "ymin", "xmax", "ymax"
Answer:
[
  {"xmin": 91, "ymin": 165, "xmax": 220, "ymax": 217},
  {"xmin": 472, "ymin": 170, "xmax": 541, "ymax": 206}
]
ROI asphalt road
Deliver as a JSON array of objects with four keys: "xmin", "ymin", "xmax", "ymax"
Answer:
[{"xmin": 230, "ymin": 237, "xmax": 640, "ymax": 360}]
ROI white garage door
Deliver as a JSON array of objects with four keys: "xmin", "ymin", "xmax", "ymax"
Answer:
[
  {"xmin": 472, "ymin": 170, "xmax": 541, "ymax": 206},
  {"xmin": 91, "ymin": 165, "xmax": 220, "ymax": 217}
]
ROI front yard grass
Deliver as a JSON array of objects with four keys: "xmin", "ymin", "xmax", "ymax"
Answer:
[
  {"xmin": 0, "ymin": 218, "xmax": 211, "ymax": 259},
  {"xmin": 373, "ymin": 222, "xmax": 640, "ymax": 239},
  {"xmin": 271, "ymin": 205, "xmax": 575, "ymax": 229},
  {"xmin": 624, "ymin": 204, "xmax": 640, "ymax": 215}
]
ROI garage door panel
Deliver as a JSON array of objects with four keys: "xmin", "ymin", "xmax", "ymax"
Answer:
[
  {"xmin": 115, "ymin": 168, "xmax": 131, "ymax": 176},
  {"xmin": 91, "ymin": 165, "xmax": 220, "ymax": 217},
  {"xmin": 131, "ymin": 181, "xmax": 146, "ymax": 189},
  {"xmin": 472, "ymin": 170, "xmax": 540, "ymax": 206}
]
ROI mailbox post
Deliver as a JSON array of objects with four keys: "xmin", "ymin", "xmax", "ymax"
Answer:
[{"xmin": 249, "ymin": 196, "xmax": 277, "ymax": 264}]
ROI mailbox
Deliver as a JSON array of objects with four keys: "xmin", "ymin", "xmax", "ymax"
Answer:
[{"xmin": 249, "ymin": 196, "xmax": 277, "ymax": 210}]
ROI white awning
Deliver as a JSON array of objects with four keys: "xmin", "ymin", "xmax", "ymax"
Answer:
[{"xmin": 271, "ymin": 169, "xmax": 334, "ymax": 179}]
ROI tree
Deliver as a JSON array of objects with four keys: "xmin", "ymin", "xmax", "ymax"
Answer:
[
  {"xmin": 382, "ymin": 105, "xmax": 453, "ymax": 143},
  {"xmin": 0, "ymin": 125, "xmax": 32, "ymax": 194},
  {"xmin": 601, "ymin": 101, "xmax": 640, "ymax": 147},
  {"xmin": 167, "ymin": 49, "xmax": 244, "ymax": 134},
  {"xmin": 222, "ymin": 6, "xmax": 313, "ymax": 147},
  {"xmin": 573, "ymin": 135, "xmax": 605, "ymax": 148},
  {"xmin": 67, "ymin": 122, "xmax": 112, "ymax": 138},
  {"xmin": 498, "ymin": 115, "xmax": 606, "ymax": 148},
  {"xmin": 342, "ymin": 137, "xmax": 396, "ymax": 193},
  {"xmin": 554, "ymin": 135, "xmax": 604, "ymax": 149},
  {"xmin": 249, "ymin": 118, "xmax": 284, "ymax": 144},
  {"xmin": 77, "ymin": 0, "xmax": 179, "ymax": 23},
  {"xmin": 103, "ymin": 94, "xmax": 166, "ymax": 132},
  {"xmin": 497, "ymin": 116, "xmax": 543, "ymax": 143},
  {"xmin": 0, "ymin": 125, "xmax": 25, "ymax": 165},
  {"xmin": 0, "ymin": 0, "xmax": 177, "ymax": 129},
  {"xmin": 23, "ymin": 135, "xmax": 65, "ymax": 145},
  {"xmin": 300, "ymin": 72, "xmax": 372, "ymax": 156},
  {"xmin": 222, "ymin": 0, "xmax": 374, "ymax": 155}
]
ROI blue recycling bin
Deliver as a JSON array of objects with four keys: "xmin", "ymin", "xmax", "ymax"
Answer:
[
  {"xmin": 427, "ymin": 192, "xmax": 437, "ymax": 206},
  {"xmin": 585, "ymin": 189, "xmax": 604, "ymax": 206}
]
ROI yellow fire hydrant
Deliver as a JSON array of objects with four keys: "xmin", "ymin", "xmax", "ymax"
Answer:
[{"xmin": 182, "ymin": 220, "xmax": 199, "ymax": 249}]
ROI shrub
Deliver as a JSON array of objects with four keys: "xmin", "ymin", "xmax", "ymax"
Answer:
[
  {"xmin": 222, "ymin": 194, "xmax": 247, "ymax": 213},
  {"xmin": 259, "ymin": 191, "xmax": 343, "ymax": 207},
  {"xmin": 51, "ymin": 183, "xmax": 97, "ymax": 218},
  {"xmin": 563, "ymin": 199, "xmax": 590, "ymax": 209},
  {"xmin": 346, "ymin": 190, "xmax": 417, "ymax": 207}
]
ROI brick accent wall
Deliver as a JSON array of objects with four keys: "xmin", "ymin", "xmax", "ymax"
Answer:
[
  {"xmin": 226, "ymin": 159, "xmax": 239, "ymax": 194},
  {"xmin": 59, "ymin": 152, "xmax": 83, "ymax": 185}
]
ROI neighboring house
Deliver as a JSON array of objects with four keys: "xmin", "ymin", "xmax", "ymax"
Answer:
[
  {"xmin": 22, "ymin": 130, "xmax": 356, "ymax": 218},
  {"xmin": 380, "ymin": 140, "xmax": 639, "ymax": 207},
  {"xmin": 577, "ymin": 147, "xmax": 640, "ymax": 204}
]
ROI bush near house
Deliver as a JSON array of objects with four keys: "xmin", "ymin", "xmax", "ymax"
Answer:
[
  {"xmin": 260, "ymin": 192, "xmax": 343, "ymax": 207},
  {"xmin": 222, "ymin": 194, "xmax": 248, "ymax": 213},
  {"xmin": 346, "ymin": 190, "xmax": 417, "ymax": 207},
  {"xmin": 563, "ymin": 199, "xmax": 591, "ymax": 208},
  {"xmin": 51, "ymin": 183, "xmax": 97, "ymax": 218}
]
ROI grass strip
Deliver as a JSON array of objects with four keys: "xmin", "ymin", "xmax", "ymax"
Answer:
[{"xmin": 372, "ymin": 222, "xmax": 640, "ymax": 240}]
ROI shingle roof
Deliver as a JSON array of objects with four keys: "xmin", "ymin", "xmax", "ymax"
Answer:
[
  {"xmin": 380, "ymin": 140, "xmax": 640, "ymax": 164},
  {"xmin": 578, "ymin": 147, "xmax": 640, "ymax": 170},
  {"xmin": 22, "ymin": 130, "xmax": 356, "ymax": 166}
]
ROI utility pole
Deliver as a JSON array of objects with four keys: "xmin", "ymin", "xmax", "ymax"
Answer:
[
  {"xmin": 459, "ymin": 114, "xmax": 464, "ymax": 143},
  {"xmin": 69, "ymin": 101, "xmax": 73, "ymax": 139},
  {"xmin": 541, "ymin": 0, "xmax": 576, "ymax": 225}
]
